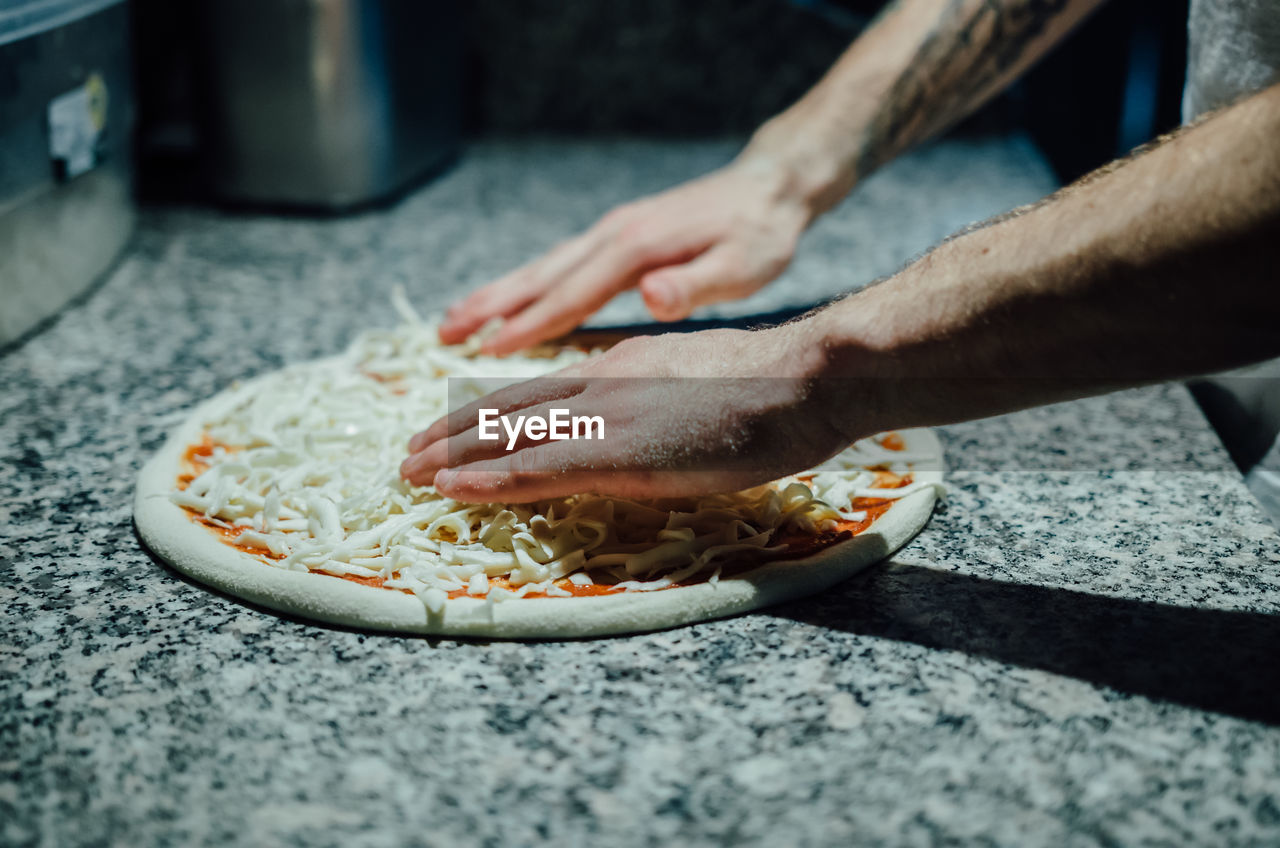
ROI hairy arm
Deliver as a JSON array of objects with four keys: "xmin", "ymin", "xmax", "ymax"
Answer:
[
  {"xmin": 805, "ymin": 82, "xmax": 1280, "ymax": 435},
  {"xmin": 405, "ymin": 84, "xmax": 1280, "ymax": 501},
  {"xmin": 758, "ymin": 0, "xmax": 1107, "ymax": 211},
  {"xmin": 441, "ymin": 0, "xmax": 1107, "ymax": 353}
]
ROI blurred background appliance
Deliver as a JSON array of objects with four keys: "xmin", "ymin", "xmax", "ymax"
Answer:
[
  {"xmin": 191, "ymin": 0, "xmax": 462, "ymax": 211},
  {"xmin": 132, "ymin": 0, "xmax": 1188, "ymax": 206},
  {"xmin": 0, "ymin": 0, "xmax": 135, "ymax": 347}
]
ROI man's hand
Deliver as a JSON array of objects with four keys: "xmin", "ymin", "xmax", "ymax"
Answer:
[
  {"xmin": 401, "ymin": 328, "xmax": 857, "ymax": 502},
  {"xmin": 437, "ymin": 158, "xmax": 815, "ymax": 356},
  {"xmin": 438, "ymin": 0, "xmax": 1105, "ymax": 357},
  {"xmin": 410, "ymin": 82, "xmax": 1280, "ymax": 505}
]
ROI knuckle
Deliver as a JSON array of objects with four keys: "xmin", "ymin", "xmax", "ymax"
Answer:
[
  {"xmin": 507, "ymin": 450, "xmax": 550, "ymax": 480},
  {"xmin": 774, "ymin": 228, "xmax": 801, "ymax": 261},
  {"xmin": 507, "ymin": 264, "xmax": 542, "ymax": 289},
  {"xmin": 596, "ymin": 203, "xmax": 637, "ymax": 234},
  {"xmin": 455, "ymin": 439, "xmax": 488, "ymax": 465},
  {"xmin": 761, "ymin": 244, "xmax": 795, "ymax": 280},
  {"xmin": 614, "ymin": 220, "xmax": 658, "ymax": 261},
  {"xmin": 714, "ymin": 247, "xmax": 749, "ymax": 279},
  {"xmin": 725, "ymin": 239, "xmax": 788, "ymax": 286},
  {"xmin": 753, "ymin": 256, "xmax": 787, "ymax": 284}
]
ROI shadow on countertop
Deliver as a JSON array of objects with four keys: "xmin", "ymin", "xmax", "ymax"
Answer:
[
  {"xmin": 139, "ymin": 506, "xmax": 1280, "ymax": 726},
  {"xmin": 774, "ymin": 561, "xmax": 1280, "ymax": 726},
  {"xmin": 605, "ymin": 309, "xmax": 1280, "ymax": 727}
]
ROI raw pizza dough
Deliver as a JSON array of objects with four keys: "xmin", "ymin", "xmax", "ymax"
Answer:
[{"xmin": 134, "ymin": 312, "xmax": 943, "ymax": 639}]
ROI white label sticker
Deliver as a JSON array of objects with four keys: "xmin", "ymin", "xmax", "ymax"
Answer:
[{"xmin": 48, "ymin": 73, "xmax": 108, "ymax": 180}]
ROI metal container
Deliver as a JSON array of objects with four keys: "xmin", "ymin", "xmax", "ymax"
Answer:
[
  {"xmin": 0, "ymin": 0, "xmax": 135, "ymax": 347},
  {"xmin": 197, "ymin": 0, "xmax": 462, "ymax": 211}
]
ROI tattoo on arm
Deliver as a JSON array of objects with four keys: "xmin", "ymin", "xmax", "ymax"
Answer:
[{"xmin": 856, "ymin": 0, "xmax": 1073, "ymax": 178}]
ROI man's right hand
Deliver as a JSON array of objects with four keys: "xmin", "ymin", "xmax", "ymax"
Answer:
[
  {"xmin": 440, "ymin": 0, "xmax": 1106, "ymax": 357},
  {"xmin": 437, "ymin": 155, "xmax": 817, "ymax": 356}
]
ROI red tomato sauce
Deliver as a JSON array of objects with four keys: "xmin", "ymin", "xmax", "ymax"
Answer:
[{"xmin": 179, "ymin": 435, "xmax": 916, "ymax": 599}]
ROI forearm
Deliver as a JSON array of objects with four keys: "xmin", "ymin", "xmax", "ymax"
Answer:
[
  {"xmin": 743, "ymin": 0, "xmax": 1106, "ymax": 215},
  {"xmin": 799, "ymin": 83, "xmax": 1280, "ymax": 435}
]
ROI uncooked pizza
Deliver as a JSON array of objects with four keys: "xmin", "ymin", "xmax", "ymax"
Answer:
[{"xmin": 134, "ymin": 293, "xmax": 944, "ymax": 638}]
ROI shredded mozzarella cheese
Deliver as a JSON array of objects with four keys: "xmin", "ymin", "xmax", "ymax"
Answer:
[{"xmin": 170, "ymin": 297, "xmax": 942, "ymax": 607}]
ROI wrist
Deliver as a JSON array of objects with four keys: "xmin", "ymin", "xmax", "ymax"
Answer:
[
  {"xmin": 796, "ymin": 239, "xmax": 1032, "ymax": 438},
  {"xmin": 790, "ymin": 266, "xmax": 966, "ymax": 440},
  {"xmin": 762, "ymin": 310, "xmax": 896, "ymax": 444},
  {"xmin": 739, "ymin": 110, "xmax": 859, "ymax": 219}
]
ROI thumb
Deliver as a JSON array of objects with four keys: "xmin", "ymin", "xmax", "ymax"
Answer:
[{"xmin": 639, "ymin": 246, "xmax": 764, "ymax": 322}]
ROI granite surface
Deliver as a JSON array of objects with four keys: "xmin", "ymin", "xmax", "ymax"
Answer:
[{"xmin": 4, "ymin": 137, "xmax": 1280, "ymax": 847}]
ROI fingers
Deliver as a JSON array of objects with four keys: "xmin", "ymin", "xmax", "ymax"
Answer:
[
  {"xmin": 429, "ymin": 441, "xmax": 614, "ymax": 502},
  {"xmin": 438, "ymin": 233, "xmax": 601, "ymax": 344},
  {"xmin": 480, "ymin": 289, "xmax": 613, "ymax": 356},
  {"xmin": 639, "ymin": 244, "xmax": 772, "ymax": 322},
  {"xmin": 480, "ymin": 235, "xmax": 681, "ymax": 356},
  {"xmin": 402, "ymin": 393, "xmax": 587, "ymax": 485},
  {"xmin": 438, "ymin": 274, "xmax": 544, "ymax": 345},
  {"xmin": 435, "ymin": 464, "xmax": 651, "ymax": 503},
  {"xmin": 442, "ymin": 192, "xmax": 733, "ymax": 353},
  {"xmin": 405, "ymin": 374, "xmax": 586, "ymax": 461},
  {"xmin": 479, "ymin": 203, "xmax": 718, "ymax": 355},
  {"xmin": 430, "ymin": 443, "xmax": 748, "ymax": 503}
]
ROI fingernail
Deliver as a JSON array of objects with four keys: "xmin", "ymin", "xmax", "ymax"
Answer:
[{"xmin": 434, "ymin": 468, "xmax": 457, "ymax": 489}]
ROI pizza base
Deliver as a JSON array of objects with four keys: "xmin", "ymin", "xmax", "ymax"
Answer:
[{"xmin": 135, "ymin": 387, "xmax": 941, "ymax": 639}]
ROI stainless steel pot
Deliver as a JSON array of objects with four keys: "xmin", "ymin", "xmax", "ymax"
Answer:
[{"xmin": 197, "ymin": 0, "xmax": 463, "ymax": 211}]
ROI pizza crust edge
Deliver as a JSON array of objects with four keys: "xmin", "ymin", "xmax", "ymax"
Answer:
[{"xmin": 134, "ymin": 392, "xmax": 941, "ymax": 639}]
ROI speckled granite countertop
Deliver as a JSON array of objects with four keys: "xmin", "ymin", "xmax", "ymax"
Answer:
[{"xmin": 4, "ymin": 138, "xmax": 1280, "ymax": 847}]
